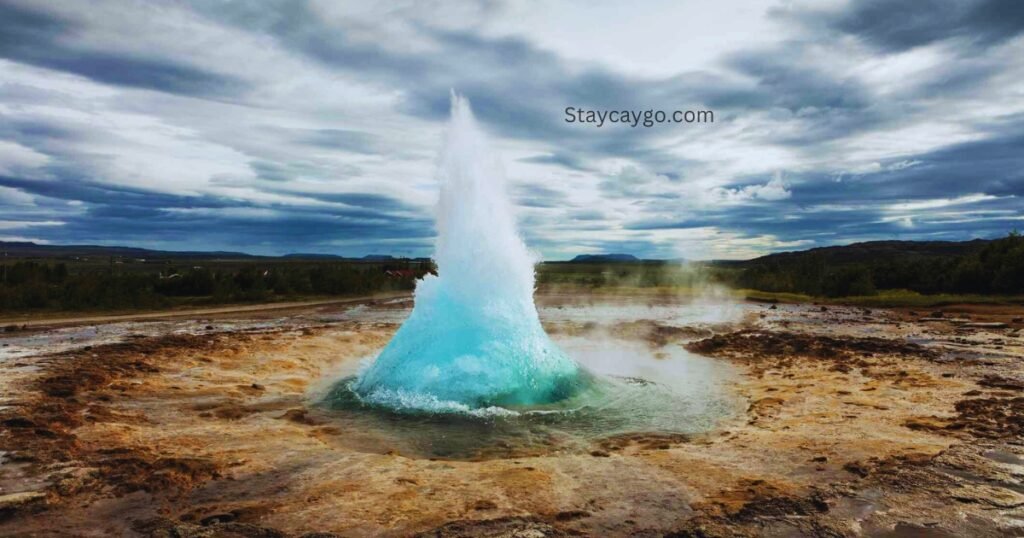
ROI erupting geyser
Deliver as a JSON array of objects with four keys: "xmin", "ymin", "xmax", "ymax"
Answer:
[{"xmin": 352, "ymin": 93, "xmax": 582, "ymax": 411}]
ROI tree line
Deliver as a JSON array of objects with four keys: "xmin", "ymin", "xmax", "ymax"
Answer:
[
  {"xmin": 729, "ymin": 232, "xmax": 1024, "ymax": 297},
  {"xmin": 0, "ymin": 261, "xmax": 430, "ymax": 312}
]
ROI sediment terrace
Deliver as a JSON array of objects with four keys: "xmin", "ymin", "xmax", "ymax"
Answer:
[{"xmin": 1, "ymin": 295, "xmax": 1022, "ymax": 537}]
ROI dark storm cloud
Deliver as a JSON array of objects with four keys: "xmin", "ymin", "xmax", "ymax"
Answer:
[
  {"xmin": 625, "ymin": 131, "xmax": 1024, "ymax": 246},
  {"xmin": 0, "ymin": 172, "xmax": 434, "ymax": 254},
  {"xmin": 796, "ymin": 128, "xmax": 1024, "ymax": 204},
  {"xmin": 0, "ymin": 173, "xmax": 232, "ymax": 210},
  {"xmin": 302, "ymin": 192, "xmax": 422, "ymax": 214},
  {"xmin": 35, "ymin": 209, "xmax": 434, "ymax": 254},
  {"xmin": 0, "ymin": 1, "xmax": 245, "ymax": 97},
  {"xmin": 1, "ymin": 0, "xmax": 1022, "ymax": 258},
  {"xmin": 783, "ymin": 0, "xmax": 1024, "ymax": 53}
]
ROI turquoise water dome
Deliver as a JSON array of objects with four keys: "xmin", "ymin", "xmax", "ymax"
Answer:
[{"xmin": 352, "ymin": 94, "xmax": 582, "ymax": 412}]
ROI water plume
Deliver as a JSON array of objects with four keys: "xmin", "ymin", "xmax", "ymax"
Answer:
[{"xmin": 352, "ymin": 93, "xmax": 582, "ymax": 411}]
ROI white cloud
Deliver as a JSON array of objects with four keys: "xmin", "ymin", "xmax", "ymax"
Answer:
[
  {"xmin": 0, "ymin": 220, "xmax": 64, "ymax": 230},
  {"xmin": 0, "ymin": 140, "xmax": 48, "ymax": 174},
  {"xmin": 712, "ymin": 173, "xmax": 792, "ymax": 203}
]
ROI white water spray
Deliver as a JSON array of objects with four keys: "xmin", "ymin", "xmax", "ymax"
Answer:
[{"xmin": 353, "ymin": 93, "xmax": 581, "ymax": 411}]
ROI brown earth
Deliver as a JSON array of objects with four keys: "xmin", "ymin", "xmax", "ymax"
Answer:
[{"xmin": 0, "ymin": 297, "xmax": 1022, "ymax": 537}]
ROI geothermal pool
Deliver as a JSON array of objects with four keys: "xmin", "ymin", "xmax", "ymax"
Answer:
[
  {"xmin": 341, "ymin": 95, "xmax": 743, "ymax": 452},
  {"xmin": 319, "ymin": 298, "xmax": 744, "ymax": 459}
]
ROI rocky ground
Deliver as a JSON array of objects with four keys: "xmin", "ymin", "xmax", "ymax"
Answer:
[{"xmin": 0, "ymin": 295, "xmax": 1022, "ymax": 537}]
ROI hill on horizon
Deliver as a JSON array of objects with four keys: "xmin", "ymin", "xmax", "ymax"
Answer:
[
  {"xmin": 717, "ymin": 238, "xmax": 993, "ymax": 267},
  {"xmin": 0, "ymin": 237, "xmax": 1002, "ymax": 264},
  {"xmin": 568, "ymin": 253, "xmax": 640, "ymax": 263}
]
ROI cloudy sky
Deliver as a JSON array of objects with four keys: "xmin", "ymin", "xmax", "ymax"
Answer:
[{"xmin": 1, "ymin": 0, "xmax": 1022, "ymax": 260}]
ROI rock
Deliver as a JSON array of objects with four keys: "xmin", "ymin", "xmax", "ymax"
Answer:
[
  {"xmin": 278, "ymin": 408, "xmax": 323, "ymax": 426},
  {"xmin": 416, "ymin": 516, "xmax": 564, "ymax": 538},
  {"xmin": 199, "ymin": 513, "xmax": 236, "ymax": 525},
  {"xmin": 769, "ymin": 304, "xmax": 778, "ymax": 310},
  {"xmin": 1013, "ymin": 317, "xmax": 1023, "ymax": 323},
  {"xmin": 2, "ymin": 417, "xmax": 35, "ymax": 428},
  {"xmin": 843, "ymin": 461, "xmax": 870, "ymax": 477},
  {"xmin": 930, "ymin": 311, "xmax": 944, "ymax": 318},
  {"xmin": 55, "ymin": 467, "xmax": 99, "ymax": 496},
  {"xmin": 472, "ymin": 500, "xmax": 497, "ymax": 511},
  {"xmin": 963, "ymin": 322, "xmax": 1009, "ymax": 329},
  {"xmin": 952, "ymin": 484, "xmax": 1024, "ymax": 508},
  {"xmin": 978, "ymin": 375, "xmax": 1024, "ymax": 391},
  {"xmin": 554, "ymin": 510, "xmax": 590, "ymax": 521},
  {"xmin": 0, "ymin": 491, "xmax": 46, "ymax": 515}
]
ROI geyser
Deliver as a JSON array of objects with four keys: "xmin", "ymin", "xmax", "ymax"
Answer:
[{"xmin": 352, "ymin": 93, "xmax": 582, "ymax": 411}]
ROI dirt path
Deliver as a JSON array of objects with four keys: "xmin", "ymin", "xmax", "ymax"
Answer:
[{"xmin": 0, "ymin": 292, "xmax": 412, "ymax": 329}]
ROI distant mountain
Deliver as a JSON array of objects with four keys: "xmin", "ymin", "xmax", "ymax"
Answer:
[
  {"xmin": 282, "ymin": 253, "xmax": 346, "ymax": 259},
  {"xmin": 0, "ymin": 241, "xmax": 431, "ymax": 262},
  {"xmin": 719, "ymin": 239, "xmax": 992, "ymax": 267},
  {"xmin": 1, "ymin": 238, "xmax": 997, "ymax": 266},
  {"xmin": 0, "ymin": 241, "xmax": 256, "ymax": 259},
  {"xmin": 569, "ymin": 253, "xmax": 639, "ymax": 263}
]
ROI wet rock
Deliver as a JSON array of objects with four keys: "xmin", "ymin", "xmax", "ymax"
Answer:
[
  {"xmin": 133, "ymin": 517, "xmax": 286, "ymax": 538},
  {"xmin": 415, "ymin": 516, "xmax": 565, "ymax": 538},
  {"xmin": 0, "ymin": 491, "xmax": 46, "ymax": 520},
  {"xmin": 977, "ymin": 375, "xmax": 1024, "ymax": 391},
  {"xmin": 686, "ymin": 330, "xmax": 938, "ymax": 365},
  {"xmin": 843, "ymin": 461, "xmax": 871, "ymax": 478},
  {"xmin": 596, "ymin": 432, "xmax": 690, "ymax": 452},
  {"xmin": 963, "ymin": 322, "xmax": 1009, "ymax": 329},
  {"xmin": 885, "ymin": 522, "xmax": 958, "ymax": 538},
  {"xmin": 199, "ymin": 513, "xmax": 237, "ymax": 525},
  {"xmin": 553, "ymin": 510, "xmax": 590, "ymax": 521},
  {"xmin": 951, "ymin": 484, "xmax": 1024, "ymax": 508},
  {"xmin": 278, "ymin": 408, "xmax": 324, "ymax": 426},
  {"xmin": 608, "ymin": 320, "xmax": 712, "ymax": 347},
  {"xmin": 2, "ymin": 416, "xmax": 36, "ymax": 428},
  {"xmin": 54, "ymin": 467, "xmax": 99, "ymax": 496},
  {"xmin": 471, "ymin": 500, "xmax": 497, "ymax": 511},
  {"xmin": 947, "ymin": 397, "xmax": 1024, "ymax": 439}
]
